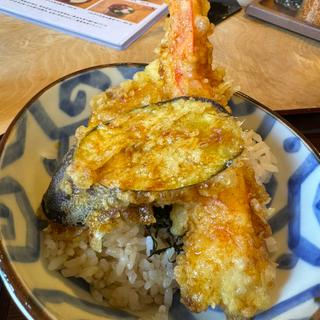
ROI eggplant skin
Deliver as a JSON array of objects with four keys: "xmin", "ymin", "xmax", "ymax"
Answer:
[
  {"xmin": 42, "ymin": 148, "xmax": 85, "ymax": 226},
  {"xmin": 42, "ymin": 148, "xmax": 123, "ymax": 226}
]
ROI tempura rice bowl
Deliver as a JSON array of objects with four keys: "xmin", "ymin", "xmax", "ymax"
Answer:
[{"xmin": 0, "ymin": 65, "xmax": 320, "ymax": 320}]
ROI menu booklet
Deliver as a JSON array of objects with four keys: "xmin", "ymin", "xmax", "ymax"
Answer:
[{"xmin": 0, "ymin": 0, "xmax": 168, "ymax": 50}]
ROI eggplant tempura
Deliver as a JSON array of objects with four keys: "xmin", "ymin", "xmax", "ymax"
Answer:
[{"xmin": 42, "ymin": 0, "xmax": 276, "ymax": 318}]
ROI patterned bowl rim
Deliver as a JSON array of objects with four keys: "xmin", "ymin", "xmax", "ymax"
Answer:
[{"xmin": 0, "ymin": 63, "xmax": 319, "ymax": 320}]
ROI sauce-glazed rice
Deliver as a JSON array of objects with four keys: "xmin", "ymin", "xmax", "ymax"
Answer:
[{"xmin": 43, "ymin": 130, "xmax": 277, "ymax": 319}]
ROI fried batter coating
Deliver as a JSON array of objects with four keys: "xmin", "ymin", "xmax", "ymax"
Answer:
[{"xmin": 174, "ymin": 164, "xmax": 276, "ymax": 317}]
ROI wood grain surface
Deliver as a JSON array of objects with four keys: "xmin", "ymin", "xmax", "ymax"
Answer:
[
  {"xmin": 0, "ymin": 13, "xmax": 163, "ymax": 135},
  {"xmin": 212, "ymin": 12, "xmax": 320, "ymax": 111},
  {"xmin": 0, "ymin": 10, "xmax": 320, "ymax": 135}
]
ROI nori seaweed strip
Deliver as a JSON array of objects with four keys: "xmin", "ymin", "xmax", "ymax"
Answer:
[{"xmin": 146, "ymin": 205, "xmax": 184, "ymax": 261}]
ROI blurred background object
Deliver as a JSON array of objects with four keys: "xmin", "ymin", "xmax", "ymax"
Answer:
[
  {"xmin": 246, "ymin": 0, "xmax": 320, "ymax": 41},
  {"xmin": 208, "ymin": 0, "xmax": 242, "ymax": 24},
  {"xmin": 274, "ymin": 0, "xmax": 302, "ymax": 11}
]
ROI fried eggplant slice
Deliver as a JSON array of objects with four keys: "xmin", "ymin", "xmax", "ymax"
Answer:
[
  {"xmin": 42, "ymin": 97, "xmax": 243, "ymax": 226},
  {"xmin": 69, "ymin": 97, "xmax": 244, "ymax": 191}
]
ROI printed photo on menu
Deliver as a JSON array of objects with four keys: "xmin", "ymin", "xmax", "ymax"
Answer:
[
  {"xmin": 89, "ymin": 0, "xmax": 155, "ymax": 24},
  {"xmin": 56, "ymin": 0, "xmax": 164, "ymax": 10},
  {"xmin": 55, "ymin": 0, "xmax": 101, "ymax": 9}
]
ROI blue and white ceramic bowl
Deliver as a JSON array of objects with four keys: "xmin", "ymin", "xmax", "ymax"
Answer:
[{"xmin": 0, "ymin": 64, "xmax": 319, "ymax": 320}]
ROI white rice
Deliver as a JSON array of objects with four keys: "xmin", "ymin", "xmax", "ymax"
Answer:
[
  {"xmin": 43, "ymin": 222, "xmax": 176, "ymax": 319},
  {"xmin": 42, "ymin": 129, "xmax": 277, "ymax": 319},
  {"xmin": 242, "ymin": 129, "xmax": 278, "ymax": 184}
]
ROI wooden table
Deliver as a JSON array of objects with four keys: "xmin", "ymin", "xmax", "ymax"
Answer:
[{"xmin": 0, "ymin": 7, "xmax": 320, "ymax": 320}]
